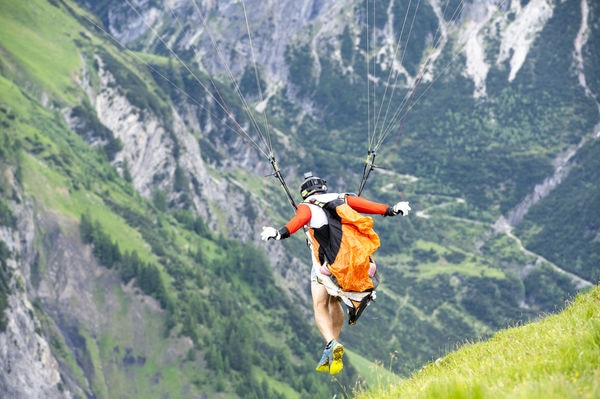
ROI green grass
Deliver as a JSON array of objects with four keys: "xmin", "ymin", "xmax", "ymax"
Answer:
[
  {"xmin": 410, "ymin": 259, "xmax": 505, "ymax": 280},
  {"xmin": 346, "ymin": 349, "xmax": 402, "ymax": 391},
  {"xmin": 0, "ymin": 0, "xmax": 82, "ymax": 103},
  {"xmin": 381, "ymin": 239, "xmax": 505, "ymax": 280},
  {"xmin": 354, "ymin": 285, "xmax": 600, "ymax": 399},
  {"xmin": 81, "ymin": 327, "xmax": 110, "ymax": 399},
  {"xmin": 20, "ymin": 152, "xmax": 155, "ymax": 260}
]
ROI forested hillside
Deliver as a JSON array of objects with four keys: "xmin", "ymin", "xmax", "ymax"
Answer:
[{"xmin": 0, "ymin": 0, "xmax": 598, "ymax": 398}]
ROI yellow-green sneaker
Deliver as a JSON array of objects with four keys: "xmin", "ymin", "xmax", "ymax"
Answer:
[
  {"xmin": 329, "ymin": 341, "xmax": 344, "ymax": 375},
  {"xmin": 315, "ymin": 340, "xmax": 344, "ymax": 374},
  {"xmin": 315, "ymin": 347, "xmax": 330, "ymax": 372}
]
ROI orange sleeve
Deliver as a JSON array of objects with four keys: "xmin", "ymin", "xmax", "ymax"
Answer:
[
  {"xmin": 283, "ymin": 203, "xmax": 312, "ymax": 235},
  {"xmin": 346, "ymin": 195, "xmax": 389, "ymax": 214}
]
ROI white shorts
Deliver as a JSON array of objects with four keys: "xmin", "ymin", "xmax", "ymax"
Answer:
[{"xmin": 310, "ymin": 261, "xmax": 320, "ymax": 282}]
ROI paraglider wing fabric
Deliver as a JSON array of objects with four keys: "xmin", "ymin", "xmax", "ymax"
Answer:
[{"xmin": 325, "ymin": 202, "xmax": 380, "ymax": 292}]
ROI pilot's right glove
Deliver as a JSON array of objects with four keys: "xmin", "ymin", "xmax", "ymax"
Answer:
[{"xmin": 261, "ymin": 226, "xmax": 281, "ymax": 241}]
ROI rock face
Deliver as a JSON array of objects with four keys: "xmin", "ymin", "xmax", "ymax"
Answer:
[
  {"xmin": 102, "ymin": 0, "xmax": 356, "ymax": 83},
  {"xmin": 0, "ymin": 271, "xmax": 69, "ymax": 399},
  {"xmin": 0, "ymin": 190, "xmax": 72, "ymax": 398},
  {"xmin": 75, "ymin": 51, "xmax": 260, "ymax": 240}
]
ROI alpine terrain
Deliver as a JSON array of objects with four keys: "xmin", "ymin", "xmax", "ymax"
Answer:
[{"xmin": 0, "ymin": 0, "xmax": 598, "ymax": 398}]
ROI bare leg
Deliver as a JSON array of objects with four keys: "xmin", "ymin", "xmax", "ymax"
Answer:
[
  {"xmin": 312, "ymin": 281, "xmax": 346, "ymax": 374},
  {"xmin": 311, "ymin": 281, "xmax": 344, "ymax": 342},
  {"xmin": 329, "ymin": 294, "xmax": 344, "ymax": 339}
]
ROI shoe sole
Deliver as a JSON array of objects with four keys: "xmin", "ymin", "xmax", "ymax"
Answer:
[
  {"xmin": 316, "ymin": 351, "xmax": 330, "ymax": 373},
  {"xmin": 315, "ymin": 362, "xmax": 330, "ymax": 373},
  {"xmin": 329, "ymin": 344, "xmax": 344, "ymax": 375}
]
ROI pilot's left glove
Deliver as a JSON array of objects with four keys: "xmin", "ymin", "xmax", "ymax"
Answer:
[{"xmin": 386, "ymin": 201, "xmax": 411, "ymax": 216}]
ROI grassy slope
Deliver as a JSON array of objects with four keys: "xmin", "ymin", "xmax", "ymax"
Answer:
[
  {"xmin": 355, "ymin": 284, "xmax": 600, "ymax": 399},
  {"xmin": 0, "ymin": 0, "xmax": 82, "ymax": 102}
]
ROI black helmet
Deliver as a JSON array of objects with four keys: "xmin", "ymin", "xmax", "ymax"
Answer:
[{"xmin": 300, "ymin": 172, "xmax": 327, "ymax": 199}]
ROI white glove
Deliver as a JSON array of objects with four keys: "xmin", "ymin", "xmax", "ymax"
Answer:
[
  {"xmin": 392, "ymin": 201, "xmax": 411, "ymax": 216},
  {"xmin": 261, "ymin": 226, "xmax": 281, "ymax": 241}
]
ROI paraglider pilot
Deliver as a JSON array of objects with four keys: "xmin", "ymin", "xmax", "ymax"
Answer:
[{"xmin": 261, "ymin": 172, "xmax": 410, "ymax": 374}]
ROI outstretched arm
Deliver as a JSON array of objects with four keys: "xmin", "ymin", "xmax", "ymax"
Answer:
[
  {"xmin": 345, "ymin": 195, "xmax": 388, "ymax": 214},
  {"xmin": 261, "ymin": 204, "xmax": 312, "ymax": 241},
  {"xmin": 346, "ymin": 195, "xmax": 411, "ymax": 216}
]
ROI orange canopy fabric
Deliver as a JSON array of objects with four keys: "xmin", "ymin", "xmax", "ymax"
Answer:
[{"xmin": 309, "ymin": 202, "xmax": 380, "ymax": 292}]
